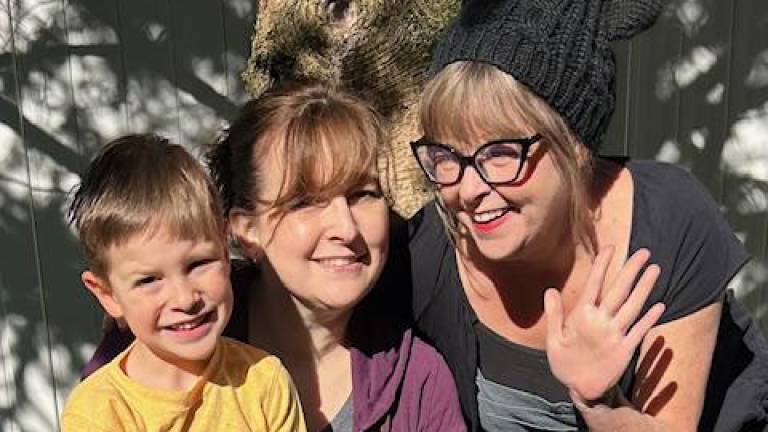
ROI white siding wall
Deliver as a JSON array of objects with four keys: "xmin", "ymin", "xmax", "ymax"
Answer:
[{"xmin": 0, "ymin": 1, "xmax": 253, "ymax": 430}]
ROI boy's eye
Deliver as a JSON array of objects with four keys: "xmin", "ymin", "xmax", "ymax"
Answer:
[
  {"xmin": 187, "ymin": 258, "xmax": 216, "ymax": 272},
  {"xmin": 135, "ymin": 275, "xmax": 158, "ymax": 287}
]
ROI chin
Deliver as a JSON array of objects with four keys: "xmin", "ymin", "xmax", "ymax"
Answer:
[
  {"xmin": 469, "ymin": 235, "xmax": 525, "ymax": 263},
  {"xmin": 320, "ymin": 285, "xmax": 372, "ymax": 311}
]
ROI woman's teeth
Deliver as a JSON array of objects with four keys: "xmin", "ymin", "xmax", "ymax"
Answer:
[
  {"xmin": 318, "ymin": 257, "xmax": 358, "ymax": 267},
  {"xmin": 473, "ymin": 208, "xmax": 508, "ymax": 223}
]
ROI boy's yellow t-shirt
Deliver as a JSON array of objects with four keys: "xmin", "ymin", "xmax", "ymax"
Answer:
[{"xmin": 61, "ymin": 337, "xmax": 306, "ymax": 432}]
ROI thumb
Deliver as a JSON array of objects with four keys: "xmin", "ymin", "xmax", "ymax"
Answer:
[{"xmin": 545, "ymin": 288, "xmax": 564, "ymax": 340}]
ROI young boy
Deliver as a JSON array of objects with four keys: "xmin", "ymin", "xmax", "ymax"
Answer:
[{"xmin": 61, "ymin": 134, "xmax": 306, "ymax": 432}]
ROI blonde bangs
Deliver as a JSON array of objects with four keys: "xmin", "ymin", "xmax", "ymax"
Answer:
[
  {"xmin": 90, "ymin": 180, "xmax": 224, "ymax": 256},
  {"xmin": 262, "ymin": 91, "xmax": 383, "ymax": 211},
  {"xmin": 421, "ymin": 62, "xmax": 542, "ymax": 148}
]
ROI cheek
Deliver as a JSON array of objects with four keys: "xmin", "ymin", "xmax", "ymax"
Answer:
[
  {"xmin": 207, "ymin": 264, "xmax": 233, "ymax": 300},
  {"xmin": 356, "ymin": 205, "xmax": 390, "ymax": 252},
  {"xmin": 266, "ymin": 218, "xmax": 319, "ymax": 261},
  {"xmin": 436, "ymin": 185, "xmax": 461, "ymax": 209}
]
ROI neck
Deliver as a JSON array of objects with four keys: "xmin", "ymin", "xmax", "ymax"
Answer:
[
  {"xmin": 249, "ymin": 263, "xmax": 354, "ymax": 431},
  {"xmin": 457, "ymin": 224, "xmax": 594, "ymax": 328},
  {"xmin": 250, "ymin": 264, "xmax": 352, "ymax": 365}
]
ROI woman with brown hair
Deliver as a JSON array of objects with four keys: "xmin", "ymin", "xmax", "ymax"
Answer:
[{"xmin": 83, "ymin": 82, "xmax": 466, "ymax": 432}]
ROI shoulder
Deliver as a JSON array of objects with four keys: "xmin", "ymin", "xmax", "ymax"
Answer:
[
  {"xmin": 218, "ymin": 338, "xmax": 292, "ymax": 394},
  {"xmin": 403, "ymin": 332, "xmax": 457, "ymax": 386},
  {"xmin": 403, "ymin": 334, "xmax": 466, "ymax": 429},
  {"xmin": 61, "ymin": 360, "xmax": 124, "ymax": 429},
  {"xmin": 409, "ymin": 334, "xmax": 450, "ymax": 368},
  {"xmin": 65, "ymin": 363, "xmax": 120, "ymax": 405},
  {"xmin": 628, "ymin": 160, "xmax": 720, "ymax": 219},
  {"xmin": 219, "ymin": 338, "xmax": 280, "ymax": 377},
  {"xmin": 627, "ymin": 159, "xmax": 738, "ymax": 248},
  {"xmin": 626, "ymin": 160, "xmax": 749, "ymax": 322}
]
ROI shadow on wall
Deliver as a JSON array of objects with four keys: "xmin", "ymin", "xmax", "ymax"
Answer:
[
  {"xmin": 0, "ymin": 0, "xmax": 766, "ymax": 431},
  {"xmin": 0, "ymin": 0, "xmax": 255, "ymax": 430},
  {"xmin": 603, "ymin": 0, "xmax": 768, "ymax": 322}
]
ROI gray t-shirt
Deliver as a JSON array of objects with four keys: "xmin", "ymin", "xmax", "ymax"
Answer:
[{"xmin": 321, "ymin": 395, "xmax": 353, "ymax": 432}]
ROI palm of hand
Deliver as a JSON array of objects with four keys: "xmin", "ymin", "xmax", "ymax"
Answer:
[{"xmin": 544, "ymin": 248, "xmax": 665, "ymax": 403}]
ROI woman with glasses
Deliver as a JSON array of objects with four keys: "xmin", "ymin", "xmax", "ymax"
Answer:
[{"xmin": 406, "ymin": 0, "xmax": 756, "ymax": 431}]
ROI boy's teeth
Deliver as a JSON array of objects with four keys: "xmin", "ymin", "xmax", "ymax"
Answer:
[
  {"xmin": 473, "ymin": 208, "xmax": 506, "ymax": 223},
  {"xmin": 173, "ymin": 322, "xmax": 196, "ymax": 330},
  {"xmin": 169, "ymin": 313, "xmax": 208, "ymax": 330}
]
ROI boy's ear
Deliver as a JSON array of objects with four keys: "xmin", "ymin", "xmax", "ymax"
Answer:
[
  {"xmin": 229, "ymin": 209, "xmax": 264, "ymax": 261},
  {"xmin": 82, "ymin": 271, "xmax": 124, "ymax": 320}
]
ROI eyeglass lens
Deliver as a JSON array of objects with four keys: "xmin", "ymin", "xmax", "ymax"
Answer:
[{"xmin": 415, "ymin": 141, "xmax": 525, "ymax": 185}]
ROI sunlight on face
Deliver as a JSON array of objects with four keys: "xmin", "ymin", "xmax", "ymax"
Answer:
[
  {"xmin": 253, "ymin": 150, "xmax": 390, "ymax": 313},
  {"xmin": 98, "ymin": 225, "xmax": 232, "ymax": 375}
]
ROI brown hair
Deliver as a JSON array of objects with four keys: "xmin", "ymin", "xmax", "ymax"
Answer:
[
  {"xmin": 206, "ymin": 81, "xmax": 387, "ymax": 216},
  {"xmin": 420, "ymin": 61, "xmax": 597, "ymax": 252},
  {"xmin": 69, "ymin": 134, "xmax": 227, "ymax": 276}
]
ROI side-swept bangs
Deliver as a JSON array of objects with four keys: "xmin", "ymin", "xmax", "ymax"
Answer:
[
  {"xmin": 421, "ymin": 61, "xmax": 550, "ymax": 148},
  {"xmin": 253, "ymin": 85, "xmax": 385, "ymax": 212}
]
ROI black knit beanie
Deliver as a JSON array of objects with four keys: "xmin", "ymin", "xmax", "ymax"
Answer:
[{"xmin": 431, "ymin": 0, "xmax": 663, "ymax": 150}]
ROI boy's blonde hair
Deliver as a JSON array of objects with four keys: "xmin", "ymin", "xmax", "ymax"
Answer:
[{"xmin": 69, "ymin": 134, "xmax": 227, "ymax": 277}]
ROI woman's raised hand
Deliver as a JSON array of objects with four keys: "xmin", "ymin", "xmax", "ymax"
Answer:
[{"xmin": 544, "ymin": 247, "xmax": 665, "ymax": 403}]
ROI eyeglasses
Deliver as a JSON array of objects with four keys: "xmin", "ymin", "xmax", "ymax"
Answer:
[{"xmin": 410, "ymin": 134, "xmax": 542, "ymax": 186}]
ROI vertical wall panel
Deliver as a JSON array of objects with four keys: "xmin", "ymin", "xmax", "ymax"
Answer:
[
  {"xmin": 118, "ymin": 0, "xmax": 180, "ymax": 142},
  {"xmin": 0, "ymin": 1, "xmax": 60, "ymax": 429},
  {"xmin": 0, "ymin": 11, "xmax": 28, "ymax": 425},
  {"xmin": 221, "ymin": 0, "xmax": 253, "ymax": 104},
  {"xmin": 169, "ymin": 0, "xmax": 231, "ymax": 149},
  {"xmin": 16, "ymin": 0, "xmax": 90, "ymax": 424},
  {"xmin": 721, "ymin": 0, "xmax": 768, "ymax": 332},
  {"xmin": 64, "ymin": 0, "xmax": 129, "ymax": 159},
  {"xmin": 626, "ymin": 9, "xmax": 683, "ymax": 160},
  {"xmin": 676, "ymin": 0, "xmax": 733, "ymax": 197}
]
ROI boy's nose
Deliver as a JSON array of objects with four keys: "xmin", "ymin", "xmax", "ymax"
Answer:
[{"xmin": 170, "ymin": 281, "xmax": 204, "ymax": 313}]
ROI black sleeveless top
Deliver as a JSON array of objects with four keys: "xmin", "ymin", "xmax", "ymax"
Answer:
[{"xmin": 406, "ymin": 160, "xmax": 750, "ymax": 431}]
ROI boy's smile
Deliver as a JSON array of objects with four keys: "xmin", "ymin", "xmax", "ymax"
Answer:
[{"xmin": 82, "ymin": 225, "xmax": 232, "ymax": 389}]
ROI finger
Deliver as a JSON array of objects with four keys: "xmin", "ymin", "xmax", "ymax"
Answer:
[
  {"xmin": 579, "ymin": 246, "xmax": 615, "ymax": 307},
  {"xmin": 544, "ymin": 288, "xmax": 564, "ymax": 341},
  {"xmin": 623, "ymin": 303, "xmax": 665, "ymax": 352},
  {"xmin": 615, "ymin": 264, "xmax": 661, "ymax": 331},
  {"xmin": 599, "ymin": 248, "xmax": 651, "ymax": 315}
]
